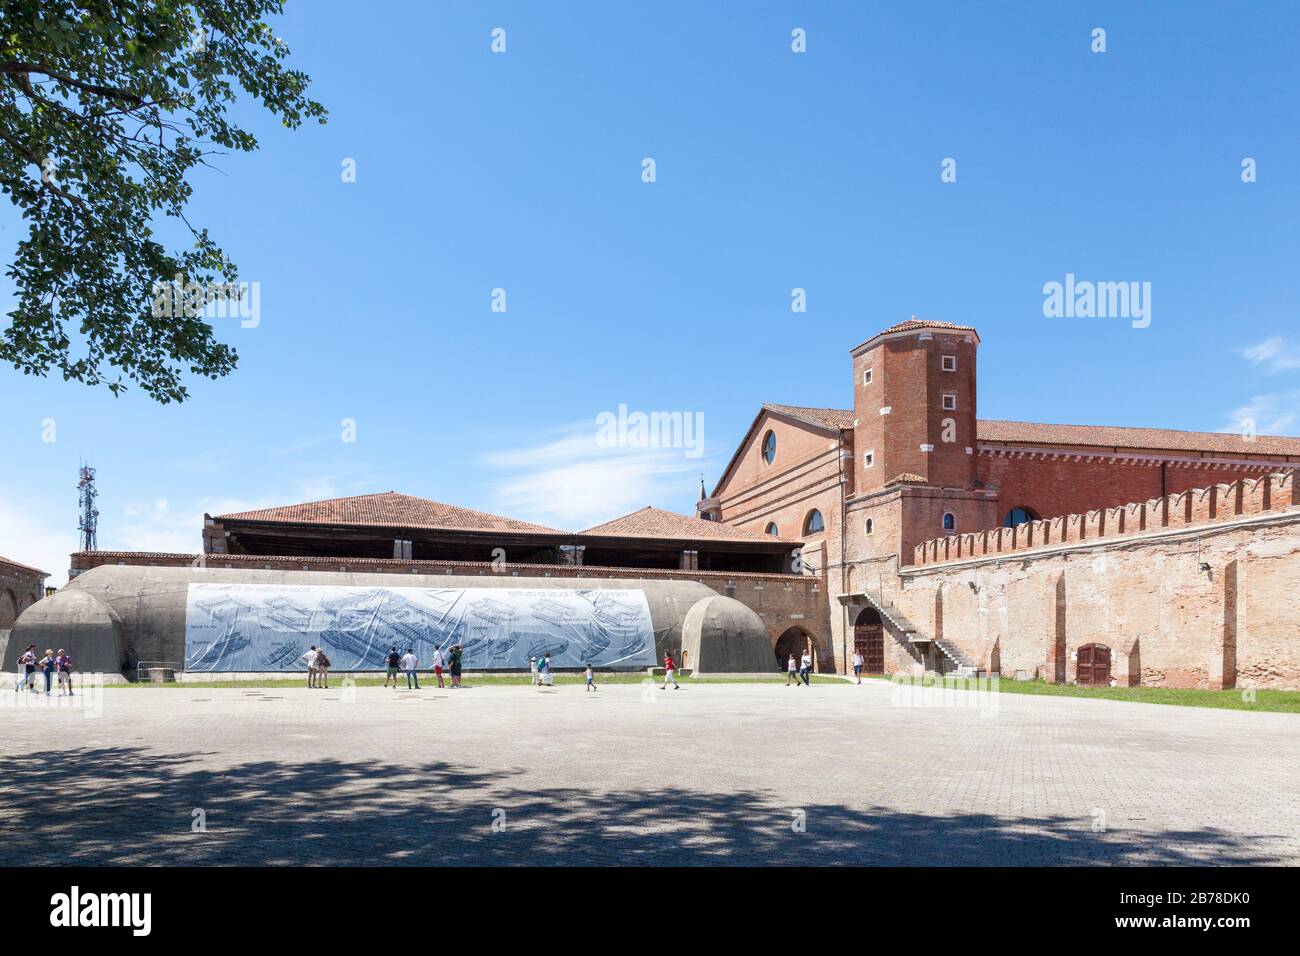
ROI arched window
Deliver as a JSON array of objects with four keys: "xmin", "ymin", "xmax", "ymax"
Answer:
[
  {"xmin": 761, "ymin": 430, "xmax": 776, "ymax": 464},
  {"xmin": 865, "ymin": 518, "xmax": 874, "ymax": 535},
  {"xmin": 803, "ymin": 509, "xmax": 824, "ymax": 535},
  {"xmin": 1003, "ymin": 506, "xmax": 1039, "ymax": 528},
  {"xmin": 765, "ymin": 522, "xmax": 779, "ymax": 536},
  {"xmin": 942, "ymin": 512, "xmax": 956, "ymax": 531}
]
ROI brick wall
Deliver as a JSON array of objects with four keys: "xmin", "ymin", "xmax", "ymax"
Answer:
[
  {"xmin": 0, "ymin": 558, "xmax": 47, "ymax": 662},
  {"xmin": 912, "ymin": 471, "xmax": 1296, "ymax": 566},
  {"xmin": 978, "ymin": 452, "xmax": 1287, "ymax": 524},
  {"xmin": 893, "ymin": 491, "xmax": 1300, "ymax": 689}
]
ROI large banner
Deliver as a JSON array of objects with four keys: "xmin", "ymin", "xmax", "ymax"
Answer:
[{"xmin": 184, "ymin": 584, "xmax": 657, "ymax": 672}]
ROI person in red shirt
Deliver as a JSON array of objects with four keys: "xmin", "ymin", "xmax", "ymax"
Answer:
[{"xmin": 661, "ymin": 651, "xmax": 679, "ymax": 690}]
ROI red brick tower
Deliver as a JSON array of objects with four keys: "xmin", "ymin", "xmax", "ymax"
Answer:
[{"xmin": 850, "ymin": 318, "xmax": 981, "ymax": 493}]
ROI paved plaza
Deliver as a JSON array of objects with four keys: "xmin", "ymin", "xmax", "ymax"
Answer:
[{"xmin": 2, "ymin": 678, "xmax": 1297, "ymax": 865}]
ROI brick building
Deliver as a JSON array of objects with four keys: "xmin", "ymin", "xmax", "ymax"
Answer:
[
  {"xmin": 702, "ymin": 318, "xmax": 1300, "ymax": 687},
  {"xmin": 0, "ymin": 554, "xmax": 48, "ymax": 653},
  {"xmin": 31, "ymin": 317, "xmax": 1300, "ymax": 688}
]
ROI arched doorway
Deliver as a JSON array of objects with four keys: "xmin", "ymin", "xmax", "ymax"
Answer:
[
  {"xmin": 1076, "ymin": 643, "xmax": 1111, "ymax": 686},
  {"xmin": 774, "ymin": 627, "xmax": 813, "ymax": 670},
  {"xmin": 853, "ymin": 607, "xmax": 884, "ymax": 674}
]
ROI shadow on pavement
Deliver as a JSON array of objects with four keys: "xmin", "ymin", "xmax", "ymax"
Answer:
[{"xmin": 0, "ymin": 746, "xmax": 1281, "ymax": 866}]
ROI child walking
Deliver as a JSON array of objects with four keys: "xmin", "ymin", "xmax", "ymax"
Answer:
[
  {"xmin": 661, "ymin": 652, "xmax": 679, "ymax": 690},
  {"xmin": 585, "ymin": 662, "xmax": 597, "ymax": 692}
]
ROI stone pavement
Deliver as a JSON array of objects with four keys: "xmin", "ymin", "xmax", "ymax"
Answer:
[{"xmin": 1, "ymin": 679, "xmax": 1297, "ymax": 865}]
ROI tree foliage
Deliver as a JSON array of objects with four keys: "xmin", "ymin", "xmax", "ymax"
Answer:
[{"xmin": 0, "ymin": 0, "xmax": 325, "ymax": 402}]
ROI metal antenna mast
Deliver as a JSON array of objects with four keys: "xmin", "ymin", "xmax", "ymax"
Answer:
[{"xmin": 77, "ymin": 463, "xmax": 99, "ymax": 552}]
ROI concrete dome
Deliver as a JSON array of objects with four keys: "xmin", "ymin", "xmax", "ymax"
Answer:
[
  {"xmin": 9, "ymin": 588, "xmax": 128, "ymax": 681},
  {"xmin": 680, "ymin": 595, "xmax": 775, "ymax": 674}
]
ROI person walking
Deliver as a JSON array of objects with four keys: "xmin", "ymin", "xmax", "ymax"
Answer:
[
  {"xmin": 799, "ymin": 649, "xmax": 812, "ymax": 687},
  {"xmin": 786, "ymin": 653, "xmax": 800, "ymax": 686},
  {"xmin": 38, "ymin": 649, "xmax": 55, "ymax": 695},
  {"xmin": 536, "ymin": 653, "xmax": 550, "ymax": 689},
  {"xmin": 448, "ymin": 644, "xmax": 463, "ymax": 688},
  {"xmin": 384, "ymin": 646, "xmax": 402, "ymax": 689},
  {"xmin": 431, "ymin": 646, "xmax": 446, "ymax": 688},
  {"xmin": 585, "ymin": 662, "xmax": 597, "ymax": 693},
  {"xmin": 528, "ymin": 656, "xmax": 538, "ymax": 685},
  {"xmin": 55, "ymin": 649, "xmax": 74, "ymax": 696},
  {"xmin": 14, "ymin": 644, "xmax": 36, "ymax": 693},
  {"xmin": 315, "ymin": 649, "xmax": 331, "ymax": 688},
  {"xmin": 661, "ymin": 651, "xmax": 679, "ymax": 690},
  {"xmin": 302, "ymin": 645, "xmax": 319, "ymax": 688},
  {"xmin": 401, "ymin": 647, "xmax": 420, "ymax": 690},
  {"xmin": 852, "ymin": 650, "xmax": 864, "ymax": 684}
]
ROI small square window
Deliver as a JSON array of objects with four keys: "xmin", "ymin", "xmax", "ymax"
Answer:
[
  {"xmin": 862, "ymin": 367, "xmax": 873, "ymax": 386},
  {"xmin": 941, "ymin": 355, "xmax": 957, "ymax": 372},
  {"xmin": 942, "ymin": 393, "xmax": 957, "ymax": 411},
  {"xmin": 864, "ymin": 450, "xmax": 875, "ymax": 468}
]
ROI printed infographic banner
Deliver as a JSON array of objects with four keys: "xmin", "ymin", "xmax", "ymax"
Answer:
[{"xmin": 184, "ymin": 583, "xmax": 657, "ymax": 672}]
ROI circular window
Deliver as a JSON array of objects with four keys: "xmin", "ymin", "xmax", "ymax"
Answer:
[
  {"xmin": 761, "ymin": 430, "xmax": 776, "ymax": 464},
  {"xmin": 803, "ymin": 509, "xmax": 825, "ymax": 535},
  {"xmin": 765, "ymin": 522, "xmax": 779, "ymax": 536}
]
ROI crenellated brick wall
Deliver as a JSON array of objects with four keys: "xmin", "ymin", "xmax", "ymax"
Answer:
[{"xmin": 911, "ymin": 471, "xmax": 1297, "ymax": 567}]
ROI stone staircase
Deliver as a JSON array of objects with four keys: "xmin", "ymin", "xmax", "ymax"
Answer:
[{"xmin": 861, "ymin": 591, "xmax": 978, "ymax": 678}]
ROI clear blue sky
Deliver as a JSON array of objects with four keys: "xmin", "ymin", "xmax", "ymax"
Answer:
[{"xmin": 3, "ymin": 1, "xmax": 1299, "ymax": 583}]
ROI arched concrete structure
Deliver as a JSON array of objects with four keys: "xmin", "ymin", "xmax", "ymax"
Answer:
[
  {"xmin": 7, "ymin": 588, "xmax": 128, "ymax": 680},
  {"xmin": 9, "ymin": 565, "xmax": 775, "ymax": 677},
  {"xmin": 680, "ymin": 595, "xmax": 776, "ymax": 673}
]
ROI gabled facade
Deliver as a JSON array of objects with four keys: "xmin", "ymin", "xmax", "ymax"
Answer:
[{"xmin": 706, "ymin": 319, "xmax": 1300, "ymax": 684}]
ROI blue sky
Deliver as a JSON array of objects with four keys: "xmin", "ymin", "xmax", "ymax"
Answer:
[{"xmin": 3, "ymin": 1, "xmax": 1299, "ymax": 583}]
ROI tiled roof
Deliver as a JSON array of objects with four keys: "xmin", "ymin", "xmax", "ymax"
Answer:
[
  {"xmin": 977, "ymin": 420, "xmax": 1300, "ymax": 457},
  {"xmin": 216, "ymin": 492, "xmax": 564, "ymax": 535},
  {"xmin": 0, "ymin": 554, "xmax": 49, "ymax": 577},
  {"xmin": 852, "ymin": 319, "xmax": 980, "ymax": 353},
  {"xmin": 887, "ymin": 473, "xmax": 930, "ymax": 484},
  {"xmin": 764, "ymin": 403, "xmax": 855, "ymax": 431},
  {"xmin": 581, "ymin": 507, "xmax": 800, "ymax": 544},
  {"xmin": 881, "ymin": 319, "xmax": 978, "ymax": 335}
]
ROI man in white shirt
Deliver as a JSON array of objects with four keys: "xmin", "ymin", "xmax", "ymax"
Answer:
[
  {"xmin": 852, "ymin": 651, "xmax": 865, "ymax": 684},
  {"xmin": 430, "ymin": 647, "xmax": 446, "ymax": 688},
  {"xmin": 800, "ymin": 650, "xmax": 812, "ymax": 686},
  {"xmin": 301, "ymin": 645, "xmax": 319, "ymax": 688},
  {"xmin": 401, "ymin": 648, "xmax": 420, "ymax": 690}
]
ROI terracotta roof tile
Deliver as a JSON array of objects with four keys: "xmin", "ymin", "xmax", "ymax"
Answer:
[
  {"xmin": 216, "ymin": 492, "xmax": 564, "ymax": 535},
  {"xmin": 977, "ymin": 420, "xmax": 1300, "ymax": 457},
  {"xmin": 881, "ymin": 319, "xmax": 978, "ymax": 335},
  {"xmin": 887, "ymin": 473, "xmax": 930, "ymax": 484},
  {"xmin": 763, "ymin": 403, "xmax": 855, "ymax": 431},
  {"xmin": 581, "ymin": 506, "xmax": 800, "ymax": 544}
]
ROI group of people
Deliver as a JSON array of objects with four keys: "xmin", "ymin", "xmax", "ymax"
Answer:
[
  {"xmin": 528, "ymin": 654, "xmax": 600, "ymax": 692},
  {"xmin": 383, "ymin": 644, "xmax": 463, "ymax": 690},
  {"xmin": 784, "ymin": 649, "xmax": 814, "ymax": 686},
  {"xmin": 11, "ymin": 644, "xmax": 75, "ymax": 696},
  {"xmin": 287, "ymin": 645, "xmax": 694, "ymax": 692}
]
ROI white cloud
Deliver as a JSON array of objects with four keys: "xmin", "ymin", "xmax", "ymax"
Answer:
[
  {"xmin": 0, "ymin": 497, "xmax": 79, "ymax": 588},
  {"xmin": 1218, "ymin": 389, "xmax": 1300, "ymax": 437},
  {"xmin": 483, "ymin": 420, "xmax": 717, "ymax": 530},
  {"xmin": 1237, "ymin": 336, "xmax": 1300, "ymax": 374}
]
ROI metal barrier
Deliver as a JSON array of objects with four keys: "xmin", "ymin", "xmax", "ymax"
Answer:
[{"xmin": 134, "ymin": 660, "xmax": 182, "ymax": 683}]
